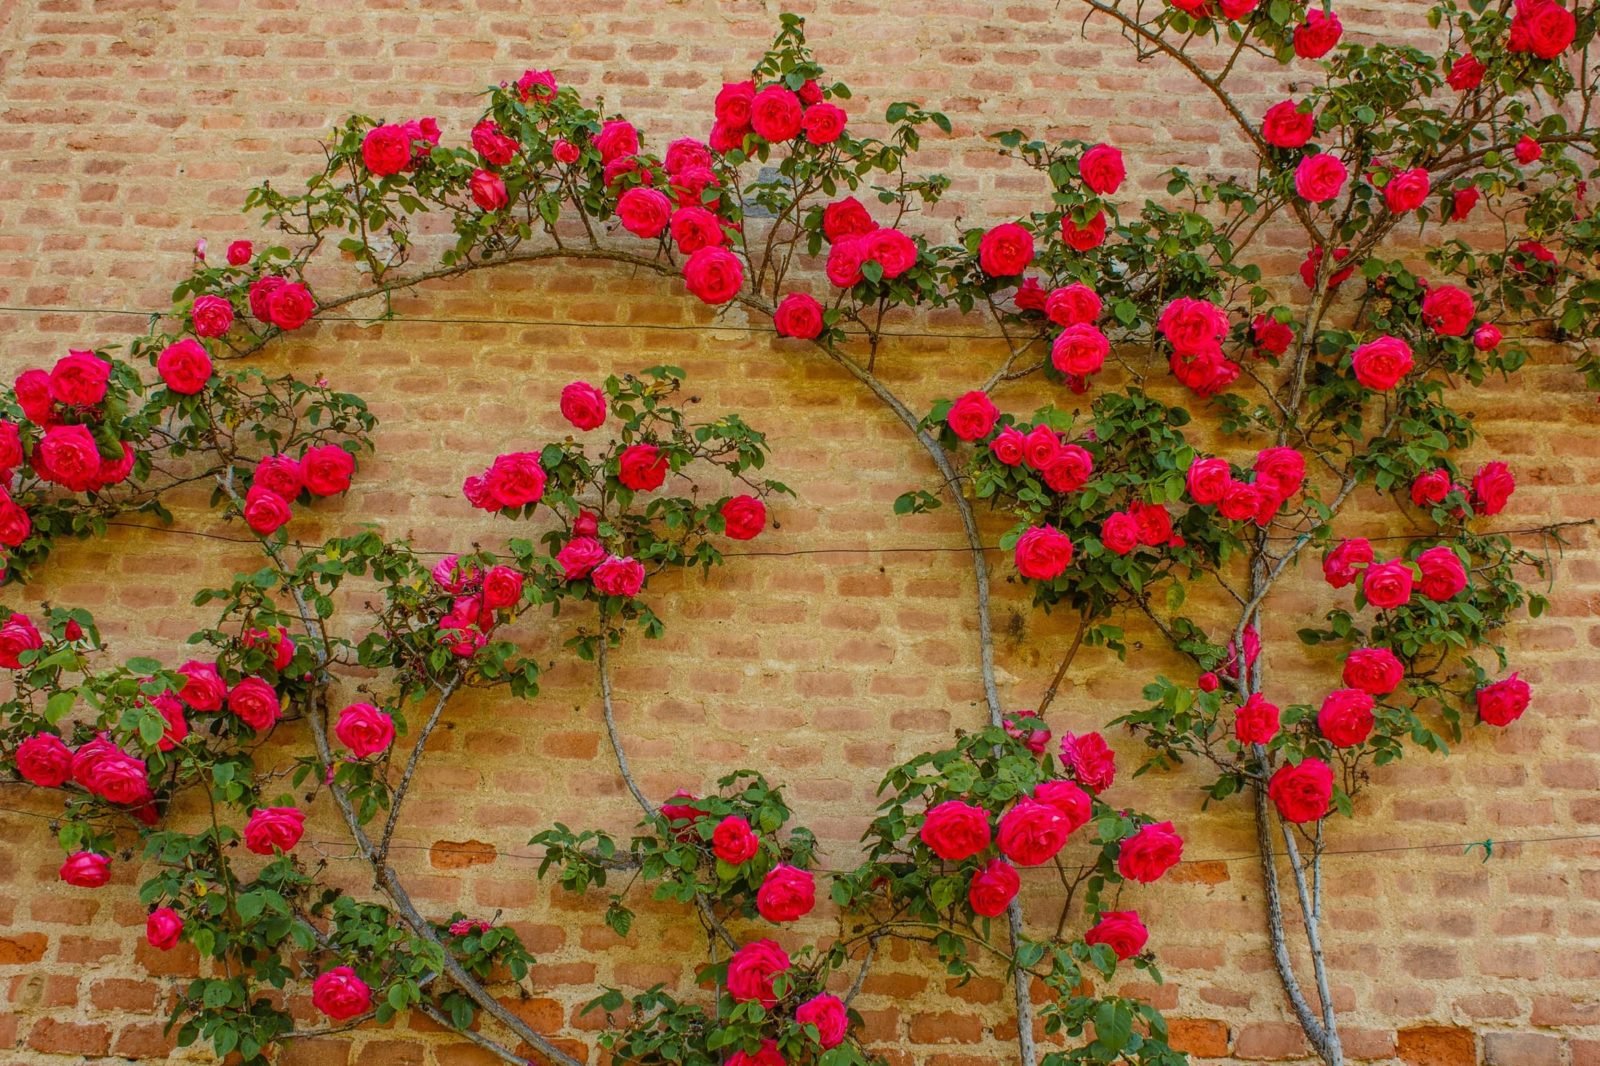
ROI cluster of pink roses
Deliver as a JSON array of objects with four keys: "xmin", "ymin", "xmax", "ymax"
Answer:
[
  {"xmin": 657, "ymin": 796, "xmax": 817, "ymax": 924},
  {"xmin": 246, "ymin": 275, "xmax": 316, "ymax": 333},
  {"xmin": 429, "ymin": 554, "xmax": 526, "ymax": 657},
  {"xmin": 1411, "ymin": 460, "xmax": 1515, "ymax": 517},
  {"xmin": 1157, "ymin": 297, "xmax": 1240, "ymax": 397},
  {"xmin": 242, "ymin": 445, "xmax": 357, "ymax": 536},
  {"xmin": 1322, "ymin": 537, "xmax": 1468, "ymax": 608},
  {"xmin": 722, "ymin": 938, "xmax": 849, "ymax": 1060},
  {"xmin": 10, "ymin": 352, "xmax": 136, "ymax": 504},
  {"xmin": 711, "ymin": 76, "xmax": 846, "ymax": 155},
  {"xmin": 1185, "ymin": 447, "xmax": 1306, "ymax": 526}
]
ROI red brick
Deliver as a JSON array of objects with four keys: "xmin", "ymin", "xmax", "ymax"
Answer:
[{"xmin": 1398, "ymin": 1025, "xmax": 1477, "ymax": 1066}]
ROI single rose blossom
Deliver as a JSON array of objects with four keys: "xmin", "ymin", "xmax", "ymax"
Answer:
[
  {"xmin": 774, "ymin": 292, "xmax": 825, "ymax": 339},
  {"xmin": 1269, "ymin": 759, "xmax": 1334, "ymax": 823},
  {"xmin": 711, "ymin": 815, "xmax": 760, "ymax": 864},
  {"xmin": 721, "ymin": 495, "xmax": 767, "ymax": 540},
  {"xmin": 1085, "ymin": 910, "xmax": 1149, "ymax": 960},
  {"xmin": 795, "ymin": 993, "xmax": 849, "ymax": 1048},
  {"xmin": 1473, "ymin": 324, "xmax": 1503, "ymax": 350},
  {"xmin": 242, "ymin": 485, "xmax": 292, "ymax": 536},
  {"xmin": 751, "ymin": 84, "xmax": 803, "ymax": 141},
  {"xmin": 978, "ymin": 222, "xmax": 1035, "ymax": 277},
  {"xmin": 1416, "ymin": 545, "xmax": 1468, "ymax": 601},
  {"xmin": 1421, "ymin": 284, "xmax": 1475, "ymax": 337},
  {"xmin": 1447, "ymin": 54, "xmax": 1486, "ymax": 91},
  {"xmin": 557, "ymin": 537, "xmax": 607, "ymax": 580},
  {"xmin": 1079, "ymin": 143, "xmax": 1125, "ymax": 195},
  {"xmin": 335, "ymin": 702, "xmax": 395, "ymax": 758},
  {"xmin": 227, "ymin": 676, "xmax": 282, "ymax": 731},
  {"xmin": 617, "ymin": 186, "xmax": 672, "ymax": 239},
  {"xmin": 1032, "ymin": 779, "xmax": 1092, "ymax": 834},
  {"xmin": 1318, "ymin": 688, "xmax": 1376, "ymax": 747},
  {"xmin": 1116, "ymin": 820, "xmax": 1183, "ymax": 883},
  {"xmin": 1051, "ymin": 323, "xmax": 1110, "ymax": 377},
  {"xmin": 946, "ymin": 390, "xmax": 999, "ymax": 442},
  {"xmin": 1293, "ymin": 9, "xmax": 1342, "ymax": 58},
  {"xmin": 592, "ymin": 555, "xmax": 645, "ymax": 597},
  {"xmin": 1362, "ymin": 559, "xmax": 1415, "ymax": 610},
  {"xmin": 1061, "ymin": 210, "xmax": 1108, "ymax": 251},
  {"xmin": 967, "ymin": 858, "xmax": 1021, "ymax": 918},
  {"xmin": 1350, "ymin": 335, "xmax": 1414, "ymax": 391},
  {"xmin": 226, "ymin": 240, "xmax": 253, "ymax": 266},
  {"xmin": 190, "ymin": 295, "xmax": 235, "ymax": 338},
  {"xmin": 1323, "ymin": 537, "xmax": 1373, "ymax": 589},
  {"xmin": 1477, "ymin": 673, "xmax": 1531, "ymax": 726},
  {"xmin": 1384, "ymin": 168, "xmax": 1431, "ymax": 214},
  {"xmin": 1343, "ymin": 647, "xmax": 1404, "ymax": 696},
  {"xmin": 997, "ymin": 798, "xmax": 1070, "ymax": 866},
  {"xmin": 146, "ymin": 907, "xmax": 183, "ymax": 950},
  {"xmin": 1471, "ymin": 461, "xmax": 1516, "ymax": 516},
  {"xmin": 60, "ymin": 851, "xmax": 111, "ymax": 888},
  {"xmin": 1451, "ymin": 186, "xmax": 1481, "ymax": 222},
  {"xmin": 559, "ymin": 381, "xmax": 607, "ymax": 430},
  {"xmin": 755, "ymin": 864, "xmax": 814, "ymax": 922},
  {"xmin": 1235, "ymin": 693, "xmax": 1280, "ymax": 744},
  {"xmin": 1060, "ymin": 731, "xmax": 1116, "ymax": 792},
  {"xmin": 311, "ymin": 966, "xmax": 372, "ymax": 1021},
  {"xmin": 920, "ymin": 800, "xmax": 992, "ymax": 861},
  {"xmin": 243, "ymin": 806, "xmax": 305, "ymax": 855},
  {"xmin": 16, "ymin": 732, "xmax": 73, "ymax": 787},
  {"xmin": 1295, "ymin": 153, "xmax": 1348, "ymax": 203},
  {"xmin": 1014, "ymin": 525, "xmax": 1074, "ymax": 580},
  {"xmin": 726, "ymin": 939, "xmax": 791, "ymax": 1007},
  {"xmin": 1262, "ymin": 100, "xmax": 1315, "ymax": 148},
  {"xmin": 682, "ymin": 245, "xmax": 744, "ymax": 304},
  {"xmin": 301, "ymin": 445, "xmax": 355, "ymax": 496}
]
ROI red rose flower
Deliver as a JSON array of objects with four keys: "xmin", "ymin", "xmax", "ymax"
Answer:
[
  {"xmin": 1061, "ymin": 210, "xmax": 1108, "ymax": 251},
  {"xmin": 1477, "ymin": 673, "xmax": 1531, "ymax": 726},
  {"xmin": 1447, "ymin": 54, "xmax": 1486, "ymax": 91},
  {"xmin": 266, "ymin": 281, "xmax": 316, "ymax": 331},
  {"xmin": 1323, "ymin": 537, "xmax": 1373, "ymax": 588},
  {"xmin": 1157, "ymin": 297, "xmax": 1228, "ymax": 357},
  {"xmin": 226, "ymin": 240, "xmax": 253, "ymax": 266},
  {"xmin": 1101, "ymin": 511, "xmax": 1140, "ymax": 556},
  {"xmin": 1045, "ymin": 284, "xmax": 1102, "ymax": 327},
  {"xmin": 242, "ymin": 485, "xmax": 292, "ymax": 536},
  {"xmin": 865, "ymin": 228, "xmax": 918, "ymax": 278},
  {"xmin": 471, "ymin": 119, "xmax": 518, "ymax": 166},
  {"xmin": 1022, "ymin": 425, "xmax": 1060, "ymax": 470},
  {"xmin": 1451, "ymin": 186, "xmax": 1481, "ymax": 221},
  {"xmin": 361, "ymin": 124, "xmax": 410, "ymax": 176},
  {"xmin": 669, "ymin": 205, "xmax": 725, "ymax": 252},
  {"xmin": 1186, "ymin": 456, "xmax": 1232, "ymax": 505},
  {"xmin": 591, "ymin": 555, "xmax": 644, "ymax": 597},
  {"xmin": 60, "ymin": 851, "xmax": 111, "ymax": 888},
  {"xmin": 774, "ymin": 292, "xmax": 824, "ymax": 339},
  {"xmin": 1295, "ymin": 153, "xmax": 1348, "ymax": 203},
  {"xmin": 301, "ymin": 444, "xmax": 354, "ymax": 496},
  {"xmin": 481, "ymin": 565, "xmax": 523, "ymax": 611},
  {"xmin": 1032, "ymin": 779, "xmax": 1092, "ymax": 833},
  {"xmin": 711, "ymin": 814, "xmax": 760, "ymax": 863},
  {"xmin": 1262, "ymin": 100, "xmax": 1315, "ymax": 148},
  {"xmin": 682, "ymin": 246, "xmax": 744, "ymax": 304},
  {"xmin": 1472, "ymin": 461, "xmax": 1515, "ymax": 515},
  {"xmin": 1060, "ymin": 731, "xmax": 1116, "ymax": 792},
  {"xmin": 191, "ymin": 295, "xmax": 234, "ymax": 338},
  {"xmin": 0, "ymin": 612, "xmax": 42, "ymax": 669},
  {"xmin": 1318, "ymin": 688, "xmax": 1376, "ymax": 747},
  {"xmin": 714, "ymin": 81, "xmax": 755, "ymax": 128},
  {"xmin": 755, "ymin": 864, "xmax": 814, "ymax": 922},
  {"xmin": 557, "ymin": 537, "xmax": 607, "ymax": 580},
  {"xmin": 795, "ymin": 993, "xmax": 849, "ymax": 1049},
  {"xmin": 335, "ymin": 702, "xmax": 395, "ymax": 758},
  {"xmin": 617, "ymin": 443, "xmax": 668, "ymax": 492},
  {"xmin": 1473, "ymin": 324, "xmax": 1503, "ymax": 350},
  {"xmin": 665, "ymin": 138, "xmax": 712, "ymax": 175},
  {"xmin": 16, "ymin": 732, "xmax": 73, "ymax": 787},
  {"xmin": 157, "ymin": 338, "xmax": 212, "ymax": 395},
  {"xmin": 311, "ymin": 966, "xmax": 372, "ymax": 1021},
  {"xmin": 0, "ymin": 495, "xmax": 29, "ymax": 548},
  {"xmin": 177, "ymin": 660, "xmax": 225, "ymax": 712},
  {"xmin": 801, "ymin": 102, "xmax": 847, "ymax": 145},
  {"xmin": 1417, "ymin": 545, "xmax": 1468, "ymax": 601},
  {"xmin": 469, "ymin": 169, "xmax": 508, "ymax": 212},
  {"xmin": 727, "ymin": 939, "xmax": 790, "ymax": 1006},
  {"xmin": 946, "ymin": 390, "xmax": 999, "ymax": 441},
  {"xmin": 1014, "ymin": 525, "xmax": 1074, "ymax": 580},
  {"xmin": 1051, "ymin": 323, "xmax": 1110, "ymax": 376},
  {"xmin": 50, "ymin": 351, "xmax": 110, "ymax": 407},
  {"xmin": 483, "ymin": 451, "xmax": 548, "ymax": 508},
  {"xmin": 1254, "ymin": 446, "xmax": 1305, "ymax": 501},
  {"xmin": 552, "ymin": 138, "xmax": 580, "ymax": 164},
  {"xmin": 998, "ymin": 798, "xmax": 1069, "ymax": 866},
  {"xmin": 721, "ymin": 495, "xmax": 767, "ymax": 540},
  {"xmin": 1269, "ymin": 759, "xmax": 1334, "ymax": 823},
  {"xmin": 1350, "ymin": 335, "xmax": 1414, "ymax": 391},
  {"xmin": 1080, "ymin": 143, "xmax": 1125, "ymax": 195},
  {"xmin": 1515, "ymin": 135, "xmax": 1543, "ymax": 164},
  {"xmin": 228, "ymin": 676, "xmax": 282, "ymax": 731},
  {"xmin": 727, "ymin": 1042, "xmax": 784, "ymax": 1066},
  {"xmin": 1234, "ymin": 693, "xmax": 1280, "ymax": 744},
  {"xmin": 1085, "ymin": 910, "xmax": 1149, "ymax": 960},
  {"xmin": 617, "ymin": 187, "xmax": 672, "ymax": 238},
  {"xmin": 1116, "ymin": 820, "xmax": 1183, "ymax": 883},
  {"xmin": 1362, "ymin": 560, "xmax": 1415, "ymax": 610},
  {"xmin": 1384, "ymin": 167, "xmax": 1431, "ymax": 213},
  {"xmin": 1343, "ymin": 647, "xmax": 1403, "ymax": 696},
  {"xmin": 243, "ymin": 806, "xmax": 305, "ymax": 855},
  {"xmin": 594, "ymin": 120, "xmax": 639, "ymax": 164},
  {"xmin": 920, "ymin": 800, "xmax": 992, "ymax": 861},
  {"xmin": 1509, "ymin": 0, "xmax": 1576, "ymax": 59},
  {"xmin": 1293, "ymin": 9, "xmax": 1342, "ymax": 58},
  {"xmin": 1043, "ymin": 444, "xmax": 1094, "ymax": 493},
  {"xmin": 967, "ymin": 858, "xmax": 1021, "ymax": 918},
  {"xmin": 751, "ymin": 85, "xmax": 803, "ymax": 141},
  {"xmin": 559, "ymin": 381, "xmax": 607, "ymax": 430},
  {"xmin": 146, "ymin": 907, "xmax": 183, "ymax": 950},
  {"xmin": 822, "ymin": 197, "xmax": 877, "ymax": 243},
  {"xmin": 978, "ymin": 222, "xmax": 1035, "ymax": 277},
  {"xmin": 1410, "ymin": 469, "xmax": 1452, "ymax": 508},
  {"xmin": 989, "ymin": 426, "xmax": 1026, "ymax": 466}
]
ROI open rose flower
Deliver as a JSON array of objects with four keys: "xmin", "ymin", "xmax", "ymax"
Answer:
[
  {"xmin": 978, "ymin": 222, "xmax": 1035, "ymax": 277},
  {"xmin": 1293, "ymin": 9, "xmax": 1342, "ymax": 57},
  {"xmin": 711, "ymin": 815, "xmax": 760, "ymax": 863},
  {"xmin": 1032, "ymin": 780, "xmax": 1092, "ymax": 834},
  {"xmin": 1014, "ymin": 524, "xmax": 1074, "ymax": 580},
  {"xmin": 1295, "ymin": 153, "xmax": 1348, "ymax": 203},
  {"xmin": 60, "ymin": 851, "xmax": 111, "ymax": 888},
  {"xmin": 1323, "ymin": 537, "xmax": 1373, "ymax": 588},
  {"xmin": 335, "ymin": 702, "xmax": 395, "ymax": 758},
  {"xmin": 727, "ymin": 939, "xmax": 790, "ymax": 1007},
  {"xmin": 1417, "ymin": 545, "xmax": 1468, "ymax": 601},
  {"xmin": 721, "ymin": 495, "xmax": 767, "ymax": 540},
  {"xmin": 557, "ymin": 537, "xmax": 607, "ymax": 580},
  {"xmin": 559, "ymin": 381, "xmax": 607, "ymax": 430},
  {"xmin": 312, "ymin": 966, "xmax": 372, "ymax": 1021},
  {"xmin": 1477, "ymin": 673, "xmax": 1531, "ymax": 726},
  {"xmin": 774, "ymin": 292, "xmax": 824, "ymax": 339},
  {"xmin": 1383, "ymin": 168, "xmax": 1431, "ymax": 214},
  {"xmin": 1262, "ymin": 100, "xmax": 1315, "ymax": 148},
  {"xmin": 1269, "ymin": 758, "xmax": 1334, "ymax": 823},
  {"xmin": 242, "ymin": 486, "xmax": 292, "ymax": 536},
  {"xmin": 1343, "ymin": 647, "xmax": 1403, "ymax": 696},
  {"xmin": 243, "ymin": 806, "xmax": 305, "ymax": 855},
  {"xmin": 301, "ymin": 445, "xmax": 354, "ymax": 496},
  {"xmin": 146, "ymin": 907, "xmax": 183, "ymax": 950},
  {"xmin": 998, "ymin": 798, "xmax": 1069, "ymax": 866},
  {"xmin": 16, "ymin": 733, "xmax": 73, "ymax": 787},
  {"xmin": 1061, "ymin": 731, "xmax": 1116, "ymax": 791},
  {"xmin": 968, "ymin": 858, "xmax": 1020, "ymax": 918},
  {"xmin": 751, "ymin": 85, "xmax": 803, "ymax": 141},
  {"xmin": 920, "ymin": 799, "xmax": 991, "ymax": 861},
  {"xmin": 190, "ymin": 295, "xmax": 234, "ymax": 338},
  {"xmin": 1051, "ymin": 323, "xmax": 1110, "ymax": 376},
  {"xmin": 1350, "ymin": 335, "xmax": 1414, "ymax": 391},
  {"xmin": 1318, "ymin": 688, "xmax": 1376, "ymax": 747},
  {"xmin": 592, "ymin": 555, "xmax": 645, "ymax": 597},
  {"xmin": 1362, "ymin": 560, "xmax": 1414, "ymax": 610},
  {"xmin": 617, "ymin": 187, "xmax": 672, "ymax": 238},
  {"xmin": 1116, "ymin": 820, "xmax": 1183, "ymax": 883},
  {"xmin": 795, "ymin": 993, "xmax": 849, "ymax": 1049},
  {"xmin": 1085, "ymin": 910, "xmax": 1148, "ymax": 960},
  {"xmin": 755, "ymin": 864, "xmax": 814, "ymax": 922},
  {"xmin": 1234, "ymin": 693, "xmax": 1280, "ymax": 744},
  {"xmin": 227, "ymin": 676, "xmax": 282, "ymax": 731},
  {"xmin": 1472, "ymin": 461, "xmax": 1516, "ymax": 516},
  {"xmin": 618, "ymin": 443, "xmax": 668, "ymax": 492},
  {"xmin": 946, "ymin": 391, "xmax": 998, "ymax": 441},
  {"xmin": 1079, "ymin": 143, "xmax": 1125, "ymax": 195},
  {"xmin": 1062, "ymin": 210, "xmax": 1108, "ymax": 251}
]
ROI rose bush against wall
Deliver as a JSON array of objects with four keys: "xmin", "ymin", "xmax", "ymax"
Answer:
[{"xmin": 2, "ymin": 3, "xmax": 1598, "ymax": 1065}]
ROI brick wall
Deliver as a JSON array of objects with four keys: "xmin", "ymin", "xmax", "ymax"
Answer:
[{"xmin": 1, "ymin": 2, "xmax": 1598, "ymax": 1064}]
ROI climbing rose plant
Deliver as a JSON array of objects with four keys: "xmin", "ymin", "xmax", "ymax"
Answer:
[{"xmin": 2, "ymin": 4, "xmax": 1598, "ymax": 1066}]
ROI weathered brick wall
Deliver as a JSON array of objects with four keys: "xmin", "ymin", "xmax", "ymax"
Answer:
[{"xmin": 1, "ymin": 2, "xmax": 1598, "ymax": 1065}]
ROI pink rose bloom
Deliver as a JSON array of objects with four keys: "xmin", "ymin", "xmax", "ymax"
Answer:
[
  {"xmin": 311, "ymin": 966, "xmax": 372, "ymax": 1021},
  {"xmin": 335, "ymin": 702, "xmax": 396, "ymax": 758},
  {"xmin": 592, "ymin": 555, "xmax": 645, "ymax": 598},
  {"xmin": 557, "ymin": 537, "xmax": 607, "ymax": 580},
  {"xmin": 243, "ymin": 806, "xmax": 306, "ymax": 855}
]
